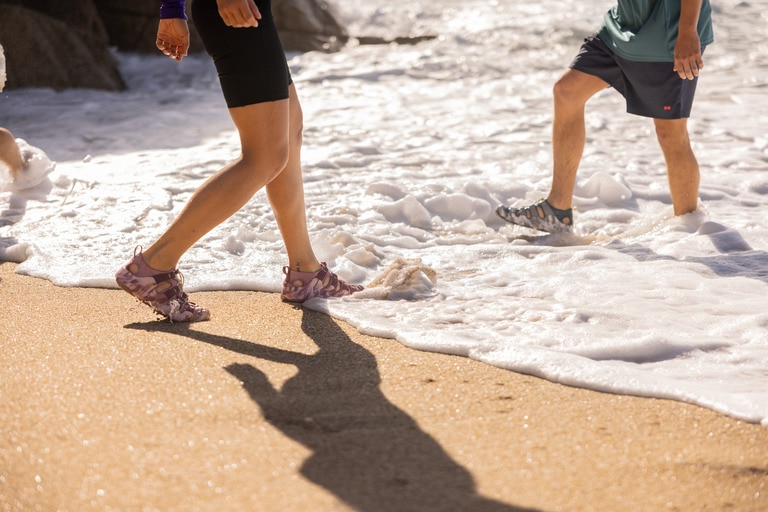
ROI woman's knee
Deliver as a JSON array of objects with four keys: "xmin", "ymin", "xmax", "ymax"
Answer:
[
  {"xmin": 243, "ymin": 142, "xmax": 290, "ymax": 180},
  {"xmin": 288, "ymin": 90, "xmax": 304, "ymax": 148}
]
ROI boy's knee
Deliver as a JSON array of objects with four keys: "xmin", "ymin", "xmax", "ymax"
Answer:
[
  {"xmin": 552, "ymin": 78, "xmax": 573, "ymax": 103},
  {"xmin": 654, "ymin": 121, "xmax": 690, "ymax": 150}
]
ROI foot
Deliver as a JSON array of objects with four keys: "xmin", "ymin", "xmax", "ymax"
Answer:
[
  {"xmin": 496, "ymin": 199, "xmax": 573, "ymax": 233},
  {"xmin": 115, "ymin": 247, "xmax": 210, "ymax": 322},
  {"xmin": 281, "ymin": 263, "xmax": 364, "ymax": 303}
]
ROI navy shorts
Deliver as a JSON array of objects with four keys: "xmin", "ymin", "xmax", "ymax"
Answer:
[
  {"xmin": 191, "ymin": 0, "xmax": 292, "ymax": 108},
  {"xmin": 570, "ymin": 35, "xmax": 700, "ymax": 119}
]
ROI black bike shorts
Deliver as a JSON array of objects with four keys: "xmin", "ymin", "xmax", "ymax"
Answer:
[{"xmin": 191, "ymin": 0, "xmax": 292, "ymax": 108}]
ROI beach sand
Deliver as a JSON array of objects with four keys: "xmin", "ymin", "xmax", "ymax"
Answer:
[{"xmin": 1, "ymin": 262, "xmax": 766, "ymax": 512}]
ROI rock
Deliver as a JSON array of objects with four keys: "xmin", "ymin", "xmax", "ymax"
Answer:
[
  {"xmin": 273, "ymin": 0, "xmax": 348, "ymax": 53},
  {"xmin": 0, "ymin": 0, "xmax": 125, "ymax": 91},
  {"xmin": 358, "ymin": 35, "xmax": 438, "ymax": 46}
]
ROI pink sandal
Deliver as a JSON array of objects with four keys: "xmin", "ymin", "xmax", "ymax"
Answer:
[
  {"xmin": 115, "ymin": 247, "xmax": 210, "ymax": 323},
  {"xmin": 281, "ymin": 263, "xmax": 364, "ymax": 303}
]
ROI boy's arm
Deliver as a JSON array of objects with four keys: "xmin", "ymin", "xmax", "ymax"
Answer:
[{"xmin": 674, "ymin": 0, "xmax": 705, "ymax": 80}]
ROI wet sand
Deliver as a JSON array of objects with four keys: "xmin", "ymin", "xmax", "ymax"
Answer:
[{"xmin": 1, "ymin": 262, "xmax": 766, "ymax": 512}]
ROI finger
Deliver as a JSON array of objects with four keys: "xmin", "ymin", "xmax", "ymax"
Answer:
[
  {"xmin": 239, "ymin": 8, "xmax": 258, "ymax": 27},
  {"xmin": 233, "ymin": 2, "xmax": 258, "ymax": 27},
  {"xmin": 679, "ymin": 63, "xmax": 689, "ymax": 80},
  {"xmin": 673, "ymin": 62, "xmax": 684, "ymax": 79},
  {"xmin": 219, "ymin": 10, "xmax": 236, "ymax": 27},
  {"xmin": 159, "ymin": 42, "xmax": 183, "ymax": 61},
  {"xmin": 689, "ymin": 59, "xmax": 700, "ymax": 79},
  {"xmin": 219, "ymin": 1, "xmax": 258, "ymax": 28},
  {"xmin": 249, "ymin": 1, "xmax": 262, "ymax": 20},
  {"xmin": 676, "ymin": 60, "xmax": 690, "ymax": 80},
  {"xmin": 223, "ymin": 11, "xmax": 252, "ymax": 27}
]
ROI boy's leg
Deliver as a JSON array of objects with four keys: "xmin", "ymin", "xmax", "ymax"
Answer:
[
  {"xmin": 654, "ymin": 118, "xmax": 700, "ymax": 215},
  {"xmin": 547, "ymin": 69, "xmax": 610, "ymax": 211}
]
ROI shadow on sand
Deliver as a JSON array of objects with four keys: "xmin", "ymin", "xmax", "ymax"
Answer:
[{"xmin": 127, "ymin": 309, "xmax": 540, "ymax": 512}]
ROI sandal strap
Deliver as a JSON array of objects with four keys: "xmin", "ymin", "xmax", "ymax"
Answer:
[
  {"xmin": 281, "ymin": 262, "xmax": 363, "ymax": 302},
  {"xmin": 316, "ymin": 264, "xmax": 341, "ymax": 290},
  {"xmin": 148, "ymin": 270, "xmax": 185, "ymax": 300}
]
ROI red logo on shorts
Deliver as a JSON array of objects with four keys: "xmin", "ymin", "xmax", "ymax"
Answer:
[{"xmin": 663, "ymin": 105, "xmax": 672, "ymax": 111}]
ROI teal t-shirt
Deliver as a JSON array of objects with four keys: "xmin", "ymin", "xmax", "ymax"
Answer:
[{"xmin": 597, "ymin": 0, "xmax": 714, "ymax": 62}]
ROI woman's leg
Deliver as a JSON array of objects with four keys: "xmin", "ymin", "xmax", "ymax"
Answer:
[
  {"xmin": 263, "ymin": 85, "xmax": 363, "ymax": 302},
  {"xmin": 118, "ymin": 82, "xmax": 361, "ymax": 313},
  {"xmin": 141, "ymin": 96, "xmax": 294, "ymax": 272},
  {"xmin": 265, "ymin": 85, "xmax": 321, "ymax": 273},
  {"xmin": 654, "ymin": 117, "xmax": 700, "ymax": 215}
]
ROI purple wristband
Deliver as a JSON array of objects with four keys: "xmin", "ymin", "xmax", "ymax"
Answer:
[{"xmin": 160, "ymin": 0, "xmax": 187, "ymax": 20}]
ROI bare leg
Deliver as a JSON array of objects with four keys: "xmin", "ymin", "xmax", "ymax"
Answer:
[
  {"xmin": 546, "ymin": 69, "xmax": 609, "ymax": 212},
  {"xmin": 141, "ymin": 87, "xmax": 316, "ymax": 272},
  {"xmin": 0, "ymin": 127, "xmax": 23, "ymax": 180},
  {"xmin": 265, "ymin": 86, "xmax": 321, "ymax": 273},
  {"xmin": 654, "ymin": 118, "xmax": 700, "ymax": 215}
]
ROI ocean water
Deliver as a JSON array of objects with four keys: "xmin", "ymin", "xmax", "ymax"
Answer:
[{"xmin": 1, "ymin": 0, "xmax": 767, "ymax": 425}]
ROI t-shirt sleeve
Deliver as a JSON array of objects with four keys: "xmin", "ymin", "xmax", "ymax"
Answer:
[{"xmin": 160, "ymin": 0, "xmax": 187, "ymax": 20}]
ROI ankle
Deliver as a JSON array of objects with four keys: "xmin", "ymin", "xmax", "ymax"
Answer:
[
  {"xmin": 128, "ymin": 251, "xmax": 174, "ymax": 277},
  {"xmin": 544, "ymin": 200, "xmax": 573, "ymax": 225},
  {"xmin": 290, "ymin": 260, "xmax": 321, "ymax": 274},
  {"xmin": 140, "ymin": 249, "xmax": 178, "ymax": 274},
  {"xmin": 545, "ymin": 197, "xmax": 572, "ymax": 212}
]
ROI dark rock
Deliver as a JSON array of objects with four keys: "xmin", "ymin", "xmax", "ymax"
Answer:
[
  {"xmin": 273, "ymin": 0, "xmax": 348, "ymax": 53},
  {"xmin": 357, "ymin": 35, "xmax": 438, "ymax": 46},
  {"xmin": 0, "ymin": 1, "xmax": 125, "ymax": 91}
]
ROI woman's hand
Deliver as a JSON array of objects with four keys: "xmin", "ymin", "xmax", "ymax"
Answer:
[
  {"xmin": 156, "ymin": 18, "xmax": 190, "ymax": 62},
  {"xmin": 217, "ymin": 0, "xmax": 262, "ymax": 28}
]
